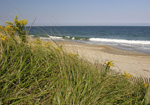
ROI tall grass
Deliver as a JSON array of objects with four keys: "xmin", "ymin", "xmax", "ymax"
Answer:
[
  {"xmin": 0, "ymin": 35, "xmax": 148, "ymax": 104},
  {"xmin": 0, "ymin": 17, "xmax": 149, "ymax": 104}
]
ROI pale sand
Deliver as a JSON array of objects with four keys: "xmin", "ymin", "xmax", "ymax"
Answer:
[{"xmin": 56, "ymin": 41, "xmax": 150, "ymax": 78}]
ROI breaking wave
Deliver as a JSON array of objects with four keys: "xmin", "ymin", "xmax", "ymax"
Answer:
[{"xmin": 89, "ymin": 38, "xmax": 150, "ymax": 45}]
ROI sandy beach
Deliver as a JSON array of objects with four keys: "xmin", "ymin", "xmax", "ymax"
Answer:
[{"xmin": 56, "ymin": 41, "xmax": 150, "ymax": 78}]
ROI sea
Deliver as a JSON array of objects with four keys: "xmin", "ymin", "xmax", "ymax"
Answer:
[{"xmin": 27, "ymin": 26, "xmax": 150, "ymax": 54}]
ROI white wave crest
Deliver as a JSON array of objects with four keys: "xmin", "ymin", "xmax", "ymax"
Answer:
[
  {"xmin": 65, "ymin": 36, "xmax": 70, "ymax": 38},
  {"xmin": 40, "ymin": 37, "xmax": 50, "ymax": 40},
  {"xmin": 89, "ymin": 38, "xmax": 150, "ymax": 45},
  {"xmin": 72, "ymin": 37, "xmax": 75, "ymax": 40},
  {"xmin": 40, "ymin": 36, "xmax": 63, "ymax": 40},
  {"xmin": 49, "ymin": 36, "xmax": 62, "ymax": 39}
]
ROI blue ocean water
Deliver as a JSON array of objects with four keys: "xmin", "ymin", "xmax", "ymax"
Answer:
[{"xmin": 27, "ymin": 26, "xmax": 150, "ymax": 54}]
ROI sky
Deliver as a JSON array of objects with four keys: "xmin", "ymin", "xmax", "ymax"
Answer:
[{"xmin": 0, "ymin": 0, "xmax": 150, "ymax": 26}]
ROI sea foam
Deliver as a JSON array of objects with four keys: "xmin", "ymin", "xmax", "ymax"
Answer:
[
  {"xmin": 40, "ymin": 35, "xmax": 63, "ymax": 40},
  {"xmin": 89, "ymin": 38, "xmax": 150, "ymax": 45}
]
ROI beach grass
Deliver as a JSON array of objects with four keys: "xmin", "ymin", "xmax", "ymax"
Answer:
[{"xmin": 0, "ymin": 17, "xmax": 149, "ymax": 104}]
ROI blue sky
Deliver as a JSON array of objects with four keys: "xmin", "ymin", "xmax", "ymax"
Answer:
[{"xmin": 0, "ymin": 0, "xmax": 150, "ymax": 26}]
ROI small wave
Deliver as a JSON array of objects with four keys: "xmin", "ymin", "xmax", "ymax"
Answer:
[
  {"xmin": 40, "ymin": 35, "xmax": 63, "ymax": 40},
  {"xmin": 29, "ymin": 35, "xmax": 35, "ymax": 37},
  {"xmin": 89, "ymin": 38, "xmax": 150, "ymax": 45},
  {"xmin": 62, "ymin": 36, "xmax": 89, "ymax": 41},
  {"xmin": 65, "ymin": 36, "xmax": 70, "ymax": 38},
  {"xmin": 40, "ymin": 37, "xmax": 50, "ymax": 40},
  {"xmin": 49, "ymin": 35, "xmax": 63, "ymax": 39}
]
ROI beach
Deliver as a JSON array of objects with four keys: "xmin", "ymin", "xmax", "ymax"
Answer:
[
  {"xmin": 1, "ymin": 0, "xmax": 150, "ymax": 103},
  {"xmin": 56, "ymin": 41, "xmax": 150, "ymax": 78}
]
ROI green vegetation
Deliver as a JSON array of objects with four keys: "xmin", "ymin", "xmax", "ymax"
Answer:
[
  {"xmin": 0, "ymin": 17, "xmax": 149, "ymax": 104},
  {"xmin": 1, "ymin": 15, "xmax": 28, "ymax": 42}
]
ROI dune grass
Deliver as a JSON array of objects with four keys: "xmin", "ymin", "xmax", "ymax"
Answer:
[{"xmin": 0, "ymin": 17, "xmax": 149, "ymax": 104}]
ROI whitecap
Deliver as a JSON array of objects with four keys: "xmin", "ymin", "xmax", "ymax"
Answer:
[{"xmin": 89, "ymin": 38, "xmax": 150, "ymax": 45}]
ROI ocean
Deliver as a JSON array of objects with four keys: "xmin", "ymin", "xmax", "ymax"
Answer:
[{"xmin": 27, "ymin": 26, "xmax": 150, "ymax": 54}]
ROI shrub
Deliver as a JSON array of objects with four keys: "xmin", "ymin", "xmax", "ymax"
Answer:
[{"xmin": 0, "ymin": 15, "xmax": 28, "ymax": 42}]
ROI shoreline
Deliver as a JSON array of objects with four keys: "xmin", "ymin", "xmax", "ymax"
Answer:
[
  {"xmin": 54, "ymin": 40, "xmax": 150, "ymax": 78},
  {"xmin": 40, "ymin": 36, "xmax": 150, "ymax": 55},
  {"xmin": 56, "ymin": 40, "xmax": 149, "ymax": 56}
]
